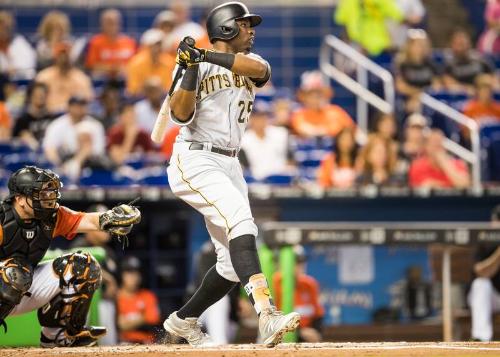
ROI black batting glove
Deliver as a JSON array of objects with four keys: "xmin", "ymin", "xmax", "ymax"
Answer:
[{"xmin": 176, "ymin": 38, "xmax": 207, "ymax": 67}]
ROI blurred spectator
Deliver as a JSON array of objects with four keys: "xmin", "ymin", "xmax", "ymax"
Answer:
[
  {"xmin": 0, "ymin": 95, "xmax": 11, "ymax": 141},
  {"xmin": 70, "ymin": 204, "xmax": 119, "ymax": 346},
  {"xmin": 409, "ymin": 129, "xmax": 470, "ymax": 189},
  {"xmin": 12, "ymin": 82, "xmax": 54, "ymax": 150},
  {"xmin": 335, "ymin": 0, "xmax": 403, "ymax": 56},
  {"xmin": 373, "ymin": 112, "xmax": 398, "ymax": 142},
  {"xmin": 126, "ymin": 29, "xmax": 175, "ymax": 96},
  {"xmin": 134, "ymin": 77, "xmax": 165, "ymax": 133},
  {"xmin": 388, "ymin": 0, "xmax": 426, "ymax": 49},
  {"xmin": 404, "ymin": 265, "xmax": 432, "ymax": 320},
  {"xmin": 35, "ymin": 10, "xmax": 86, "ymax": 70},
  {"xmin": 395, "ymin": 29, "xmax": 441, "ymax": 98},
  {"xmin": 117, "ymin": 256, "xmax": 160, "ymax": 344},
  {"xmin": 85, "ymin": 8, "xmax": 137, "ymax": 79},
  {"xmin": 36, "ymin": 41, "xmax": 94, "ymax": 114},
  {"xmin": 160, "ymin": 126, "xmax": 180, "ymax": 160},
  {"xmin": 153, "ymin": 10, "xmax": 177, "ymax": 53},
  {"xmin": 0, "ymin": 11, "xmax": 36, "ymax": 79},
  {"xmin": 273, "ymin": 245, "xmax": 324, "ymax": 343},
  {"xmin": 317, "ymin": 127, "xmax": 358, "ymax": 189},
  {"xmin": 291, "ymin": 70, "xmax": 355, "ymax": 138},
  {"xmin": 443, "ymin": 29, "xmax": 495, "ymax": 93},
  {"xmin": 477, "ymin": 0, "xmax": 500, "ymax": 55},
  {"xmin": 107, "ymin": 102, "xmax": 155, "ymax": 165},
  {"xmin": 468, "ymin": 205, "xmax": 500, "ymax": 341},
  {"xmin": 43, "ymin": 96, "xmax": 105, "ymax": 180},
  {"xmin": 169, "ymin": 0, "xmax": 206, "ymax": 44},
  {"xmin": 92, "ymin": 84, "xmax": 122, "ymax": 131},
  {"xmin": 273, "ymin": 97, "xmax": 294, "ymax": 128},
  {"xmin": 240, "ymin": 100, "xmax": 295, "ymax": 180},
  {"xmin": 463, "ymin": 74, "xmax": 500, "ymax": 127},
  {"xmin": 356, "ymin": 134, "xmax": 402, "ymax": 186},
  {"xmin": 400, "ymin": 113, "xmax": 427, "ymax": 166}
]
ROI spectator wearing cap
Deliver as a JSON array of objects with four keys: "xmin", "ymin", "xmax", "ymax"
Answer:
[
  {"xmin": 291, "ymin": 70, "xmax": 355, "ymax": 139},
  {"xmin": 134, "ymin": 77, "xmax": 166, "ymax": 134},
  {"xmin": 43, "ymin": 96, "xmax": 105, "ymax": 180},
  {"xmin": 117, "ymin": 256, "xmax": 161, "ymax": 344},
  {"xmin": 36, "ymin": 41, "xmax": 94, "ymax": 114},
  {"xmin": 443, "ymin": 29, "xmax": 495, "ymax": 93},
  {"xmin": 400, "ymin": 113, "xmax": 427, "ymax": 167},
  {"xmin": 240, "ymin": 100, "xmax": 295, "ymax": 180},
  {"xmin": 85, "ymin": 8, "xmax": 137, "ymax": 79},
  {"xmin": 126, "ymin": 28, "xmax": 176, "ymax": 96},
  {"xmin": 153, "ymin": 10, "xmax": 179, "ymax": 54},
  {"xmin": 168, "ymin": 0, "xmax": 206, "ymax": 45},
  {"xmin": 409, "ymin": 129, "xmax": 470, "ymax": 189},
  {"xmin": 463, "ymin": 74, "xmax": 500, "ymax": 127},
  {"xmin": 70, "ymin": 203, "xmax": 119, "ymax": 345},
  {"xmin": 317, "ymin": 127, "xmax": 359, "ymax": 189},
  {"xmin": 0, "ymin": 11, "xmax": 36, "ymax": 79},
  {"xmin": 395, "ymin": 29, "xmax": 441, "ymax": 112},
  {"xmin": 12, "ymin": 82, "xmax": 54, "ymax": 150},
  {"xmin": 35, "ymin": 10, "xmax": 87, "ymax": 71},
  {"xmin": 107, "ymin": 101, "xmax": 156, "ymax": 165},
  {"xmin": 273, "ymin": 246, "xmax": 325, "ymax": 343}
]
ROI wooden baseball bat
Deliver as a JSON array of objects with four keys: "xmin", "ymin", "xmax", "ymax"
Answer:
[{"xmin": 151, "ymin": 36, "xmax": 195, "ymax": 144}]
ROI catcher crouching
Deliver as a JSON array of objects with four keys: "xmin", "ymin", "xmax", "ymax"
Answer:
[{"xmin": 0, "ymin": 166, "xmax": 141, "ymax": 347}]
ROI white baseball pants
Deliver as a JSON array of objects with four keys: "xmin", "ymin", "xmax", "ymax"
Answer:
[{"xmin": 468, "ymin": 277, "xmax": 500, "ymax": 341}]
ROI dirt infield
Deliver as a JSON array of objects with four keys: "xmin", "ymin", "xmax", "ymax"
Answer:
[{"xmin": 3, "ymin": 342, "xmax": 500, "ymax": 357}]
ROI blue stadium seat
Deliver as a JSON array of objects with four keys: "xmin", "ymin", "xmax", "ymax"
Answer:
[
  {"xmin": 137, "ymin": 167, "xmax": 168, "ymax": 186},
  {"xmin": 263, "ymin": 174, "xmax": 295, "ymax": 186},
  {"xmin": 2, "ymin": 153, "xmax": 53, "ymax": 173},
  {"xmin": 480, "ymin": 124, "xmax": 500, "ymax": 182},
  {"xmin": 0, "ymin": 142, "xmax": 32, "ymax": 155},
  {"xmin": 79, "ymin": 169, "xmax": 135, "ymax": 186}
]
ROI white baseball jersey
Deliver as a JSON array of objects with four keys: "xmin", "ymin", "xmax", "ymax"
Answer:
[{"xmin": 170, "ymin": 53, "xmax": 270, "ymax": 149}]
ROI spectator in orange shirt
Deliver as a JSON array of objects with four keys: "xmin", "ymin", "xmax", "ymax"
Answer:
[
  {"xmin": 291, "ymin": 70, "xmax": 355, "ymax": 138},
  {"xmin": 85, "ymin": 8, "xmax": 137, "ymax": 79},
  {"xmin": 0, "ymin": 99, "xmax": 11, "ymax": 140},
  {"xmin": 273, "ymin": 245, "xmax": 324, "ymax": 343},
  {"xmin": 463, "ymin": 74, "xmax": 500, "ymax": 126},
  {"xmin": 126, "ymin": 29, "xmax": 175, "ymax": 96},
  {"xmin": 117, "ymin": 256, "xmax": 161, "ymax": 344},
  {"xmin": 317, "ymin": 127, "xmax": 358, "ymax": 188},
  {"xmin": 36, "ymin": 42, "xmax": 94, "ymax": 114},
  {"xmin": 409, "ymin": 129, "xmax": 470, "ymax": 189}
]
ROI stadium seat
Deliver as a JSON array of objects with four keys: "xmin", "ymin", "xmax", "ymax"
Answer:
[
  {"xmin": 137, "ymin": 167, "xmax": 169, "ymax": 186},
  {"xmin": 79, "ymin": 169, "xmax": 135, "ymax": 186},
  {"xmin": 2, "ymin": 153, "xmax": 53, "ymax": 173},
  {"xmin": 0, "ymin": 141, "xmax": 32, "ymax": 155},
  {"xmin": 263, "ymin": 174, "xmax": 295, "ymax": 185}
]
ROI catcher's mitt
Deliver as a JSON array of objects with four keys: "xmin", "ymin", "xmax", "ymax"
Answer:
[{"xmin": 99, "ymin": 202, "xmax": 141, "ymax": 237}]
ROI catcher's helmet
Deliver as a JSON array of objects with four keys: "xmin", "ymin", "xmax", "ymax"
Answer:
[
  {"xmin": 7, "ymin": 166, "xmax": 63, "ymax": 220},
  {"xmin": 206, "ymin": 2, "xmax": 262, "ymax": 43}
]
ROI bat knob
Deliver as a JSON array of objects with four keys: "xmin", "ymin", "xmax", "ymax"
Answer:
[{"xmin": 183, "ymin": 36, "xmax": 196, "ymax": 47}]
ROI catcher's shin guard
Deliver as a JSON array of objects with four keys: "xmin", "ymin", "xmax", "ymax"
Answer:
[
  {"xmin": 0, "ymin": 257, "xmax": 33, "ymax": 332},
  {"xmin": 38, "ymin": 252, "xmax": 106, "ymax": 346}
]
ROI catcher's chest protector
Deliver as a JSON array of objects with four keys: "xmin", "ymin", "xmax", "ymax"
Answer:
[{"xmin": 0, "ymin": 203, "xmax": 55, "ymax": 267}]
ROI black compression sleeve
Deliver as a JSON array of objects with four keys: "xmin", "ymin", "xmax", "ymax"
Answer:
[
  {"xmin": 180, "ymin": 65, "xmax": 199, "ymax": 91},
  {"xmin": 205, "ymin": 51, "xmax": 235, "ymax": 71}
]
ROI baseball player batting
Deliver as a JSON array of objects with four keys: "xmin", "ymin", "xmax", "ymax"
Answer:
[
  {"xmin": 163, "ymin": 2, "xmax": 300, "ymax": 347},
  {"xmin": 0, "ymin": 166, "xmax": 141, "ymax": 347}
]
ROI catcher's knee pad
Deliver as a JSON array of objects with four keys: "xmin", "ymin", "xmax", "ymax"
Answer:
[
  {"xmin": 229, "ymin": 219, "xmax": 258, "ymax": 240},
  {"xmin": 0, "ymin": 257, "xmax": 33, "ymax": 330},
  {"xmin": 38, "ymin": 252, "xmax": 101, "ymax": 336}
]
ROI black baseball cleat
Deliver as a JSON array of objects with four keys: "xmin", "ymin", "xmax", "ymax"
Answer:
[{"xmin": 40, "ymin": 326, "xmax": 107, "ymax": 348}]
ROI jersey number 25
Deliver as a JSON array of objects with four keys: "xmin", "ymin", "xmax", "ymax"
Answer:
[{"xmin": 237, "ymin": 100, "xmax": 254, "ymax": 124}]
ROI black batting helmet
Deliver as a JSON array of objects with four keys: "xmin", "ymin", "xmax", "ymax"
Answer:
[
  {"xmin": 7, "ymin": 166, "xmax": 63, "ymax": 220},
  {"xmin": 206, "ymin": 2, "xmax": 262, "ymax": 44}
]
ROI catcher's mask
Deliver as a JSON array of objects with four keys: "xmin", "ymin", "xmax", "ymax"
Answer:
[{"xmin": 7, "ymin": 166, "xmax": 63, "ymax": 220}]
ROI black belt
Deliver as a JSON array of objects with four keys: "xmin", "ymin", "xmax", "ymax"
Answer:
[{"xmin": 188, "ymin": 143, "xmax": 239, "ymax": 157}]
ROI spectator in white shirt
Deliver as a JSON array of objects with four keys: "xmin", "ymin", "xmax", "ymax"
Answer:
[
  {"xmin": 240, "ymin": 100, "xmax": 295, "ymax": 180},
  {"xmin": 43, "ymin": 96, "xmax": 105, "ymax": 181},
  {"xmin": 134, "ymin": 77, "xmax": 166, "ymax": 133},
  {"xmin": 0, "ymin": 11, "xmax": 36, "ymax": 80}
]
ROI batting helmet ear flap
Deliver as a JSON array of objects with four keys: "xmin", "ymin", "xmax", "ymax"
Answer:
[{"xmin": 206, "ymin": 2, "xmax": 262, "ymax": 43}]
